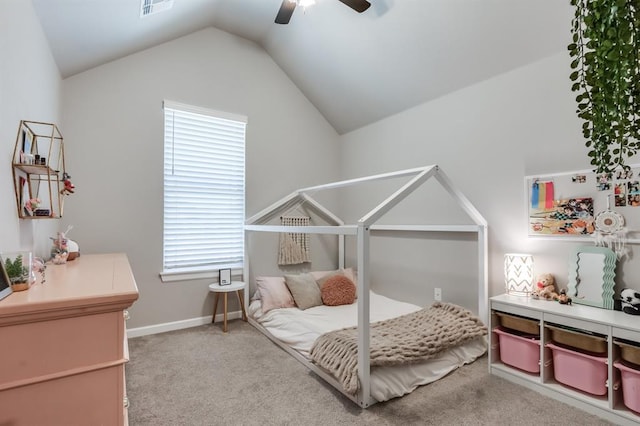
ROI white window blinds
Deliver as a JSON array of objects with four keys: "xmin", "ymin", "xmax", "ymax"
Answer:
[{"xmin": 163, "ymin": 100, "xmax": 246, "ymax": 273}]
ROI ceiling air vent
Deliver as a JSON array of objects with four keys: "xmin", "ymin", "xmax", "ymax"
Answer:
[{"xmin": 140, "ymin": 0, "xmax": 174, "ymax": 18}]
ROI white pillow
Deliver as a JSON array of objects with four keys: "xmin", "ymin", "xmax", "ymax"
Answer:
[{"xmin": 255, "ymin": 276, "xmax": 295, "ymax": 313}]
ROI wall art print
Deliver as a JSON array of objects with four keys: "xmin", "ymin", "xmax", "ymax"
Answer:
[{"xmin": 529, "ymin": 197, "xmax": 595, "ymax": 236}]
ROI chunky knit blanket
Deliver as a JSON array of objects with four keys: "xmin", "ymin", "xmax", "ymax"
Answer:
[{"xmin": 309, "ymin": 302, "xmax": 487, "ymax": 395}]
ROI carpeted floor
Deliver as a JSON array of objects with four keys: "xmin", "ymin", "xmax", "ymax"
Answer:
[{"xmin": 126, "ymin": 320, "xmax": 612, "ymax": 425}]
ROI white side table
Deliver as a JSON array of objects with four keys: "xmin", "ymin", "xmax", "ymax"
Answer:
[{"xmin": 209, "ymin": 281, "xmax": 247, "ymax": 332}]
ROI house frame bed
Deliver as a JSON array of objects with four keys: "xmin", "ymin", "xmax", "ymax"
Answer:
[{"xmin": 243, "ymin": 165, "xmax": 488, "ymax": 408}]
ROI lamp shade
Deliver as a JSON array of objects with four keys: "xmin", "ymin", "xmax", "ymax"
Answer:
[{"xmin": 504, "ymin": 253, "xmax": 534, "ymax": 296}]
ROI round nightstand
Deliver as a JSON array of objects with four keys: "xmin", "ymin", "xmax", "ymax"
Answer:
[{"xmin": 208, "ymin": 281, "xmax": 248, "ymax": 332}]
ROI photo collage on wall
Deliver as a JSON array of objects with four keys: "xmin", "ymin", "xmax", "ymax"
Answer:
[
  {"xmin": 527, "ymin": 165, "xmax": 640, "ymax": 237},
  {"xmin": 611, "ymin": 169, "xmax": 640, "ymax": 207},
  {"xmin": 592, "ymin": 169, "xmax": 640, "ymax": 206}
]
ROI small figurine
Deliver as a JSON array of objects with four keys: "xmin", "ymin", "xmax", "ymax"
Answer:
[
  {"xmin": 557, "ymin": 289, "xmax": 572, "ymax": 305},
  {"xmin": 50, "ymin": 225, "xmax": 73, "ymax": 264},
  {"xmin": 60, "ymin": 172, "xmax": 75, "ymax": 195}
]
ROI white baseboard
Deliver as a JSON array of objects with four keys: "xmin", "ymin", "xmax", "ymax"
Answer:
[{"xmin": 127, "ymin": 310, "xmax": 244, "ymax": 338}]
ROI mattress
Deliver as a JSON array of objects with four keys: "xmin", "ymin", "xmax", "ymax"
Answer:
[{"xmin": 249, "ymin": 291, "xmax": 487, "ymax": 402}]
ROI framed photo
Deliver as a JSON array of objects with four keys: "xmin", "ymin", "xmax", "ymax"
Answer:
[
  {"xmin": 0, "ymin": 259, "xmax": 13, "ymax": 302},
  {"xmin": 22, "ymin": 128, "xmax": 33, "ymax": 156},
  {"xmin": 219, "ymin": 268, "xmax": 231, "ymax": 286},
  {"xmin": 20, "ymin": 177, "xmax": 32, "ymax": 216}
]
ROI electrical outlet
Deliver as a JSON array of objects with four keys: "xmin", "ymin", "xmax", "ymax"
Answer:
[{"xmin": 434, "ymin": 288, "xmax": 442, "ymax": 301}]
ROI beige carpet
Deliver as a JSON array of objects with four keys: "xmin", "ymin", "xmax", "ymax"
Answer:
[{"xmin": 126, "ymin": 320, "xmax": 612, "ymax": 425}]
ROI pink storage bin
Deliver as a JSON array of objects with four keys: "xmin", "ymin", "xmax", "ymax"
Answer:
[
  {"xmin": 494, "ymin": 327, "xmax": 540, "ymax": 373},
  {"xmin": 546, "ymin": 342, "xmax": 608, "ymax": 395},
  {"xmin": 614, "ymin": 361, "xmax": 640, "ymax": 413}
]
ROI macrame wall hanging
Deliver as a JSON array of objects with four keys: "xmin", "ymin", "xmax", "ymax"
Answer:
[
  {"xmin": 593, "ymin": 195, "xmax": 629, "ymax": 259},
  {"xmin": 278, "ymin": 216, "xmax": 311, "ymax": 266}
]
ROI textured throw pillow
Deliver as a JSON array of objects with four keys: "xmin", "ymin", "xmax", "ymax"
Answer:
[
  {"xmin": 321, "ymin": 275, "xmax": 356, "ymax": 306},
  {"xmin": 284, "ymin": 273, "xmax": 323, "ymax": 310},
  {"xmin": 311, "ymin": 268, "xmax": 358, "ymax": 297},
  {"xmin": 255, "ymin": 276, "xmax": 295, "ymax": 313}
]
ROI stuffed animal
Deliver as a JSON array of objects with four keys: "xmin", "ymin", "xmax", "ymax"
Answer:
[
  {"xmin": 620, "ymin": 288, "xmax": 640, "ymax": 315},
  {"xmin": 60, "ymin": 172, "xmax": 75, "ymax": 195},
  {"xmin": 532, "ymin": 273, "xmax": 559, "ymax": 300}
]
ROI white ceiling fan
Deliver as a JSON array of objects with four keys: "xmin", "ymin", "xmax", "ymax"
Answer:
[{"xmin": 275, "ymin": 0, "xmax": 371, "ymax": 24}]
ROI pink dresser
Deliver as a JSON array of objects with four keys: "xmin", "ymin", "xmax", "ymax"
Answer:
[{"xmin": 0, "ymin": 253, "xmax": 139, "ymax": 425}]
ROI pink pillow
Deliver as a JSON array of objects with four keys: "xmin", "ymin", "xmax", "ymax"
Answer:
[
  {"xmin": 255, "ymin": 276, "xmax": 295, "ymax": 313},
  {"xmin": 309, "ymin": 268, "xmax": 356, "ymax": 282},
  {"xmin": 320, "ymin": 275, "xmax": 356, "ymax": 306}
]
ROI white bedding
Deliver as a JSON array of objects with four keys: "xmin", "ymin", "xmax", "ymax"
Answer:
[{"xmin": 249, "ymin": 291, "xmax": 487, "ymax": 402}]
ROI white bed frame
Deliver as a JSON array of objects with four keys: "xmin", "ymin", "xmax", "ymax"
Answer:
[{"xmin": 243, "ymin": 165, "xmax": 488, "ymax": 408}]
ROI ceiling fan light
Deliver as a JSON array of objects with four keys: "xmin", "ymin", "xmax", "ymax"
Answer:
[{"xmin": 298, "ymin": 0, "xmax": 316, "ymax": 9}]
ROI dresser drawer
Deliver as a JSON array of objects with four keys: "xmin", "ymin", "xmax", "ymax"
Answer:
[
  {"xmin": 0, "ymin": 363, "xmax": 125, "ymax": 426},
  {"xmin": 0, "ymin": 311, "xmax": 124, "ymax": 386}
]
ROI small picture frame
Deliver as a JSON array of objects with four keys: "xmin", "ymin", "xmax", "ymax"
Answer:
[
  {"xmin": 219, "ymin": 268, "xmax": 231, "ymax": 286},
  {"xmin": 21, "ymin": 128, "xmax": 33, "ymax": 162},
  {"xmin": 0, "ymin": 259, "xmax": 13, "ymax": 302}
]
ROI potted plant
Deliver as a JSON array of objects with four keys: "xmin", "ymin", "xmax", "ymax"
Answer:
[
  {"xmin": 2, "ymin": 253, "xmax": 32, "ymax": 291},
  {"xmin": 568, "ymin": 0, "xmax": 640, "ymax": 173}
]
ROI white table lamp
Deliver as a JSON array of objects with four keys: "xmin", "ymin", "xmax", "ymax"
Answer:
[{"xmin": 504, "ymin": 253, "xmax": 534, "ymax": 296}]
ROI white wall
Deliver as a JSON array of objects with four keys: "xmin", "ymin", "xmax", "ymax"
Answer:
[
  {"xmin": 0, "ymin": 1, "xmax": 61, "ymax": 258},
  {"xmin": 339, "ymin": 51, "xmax": 640, "ymax": 309},
  {"xmin": 60, "ymin": 27, "xmax": 341, "ymax": 329}
]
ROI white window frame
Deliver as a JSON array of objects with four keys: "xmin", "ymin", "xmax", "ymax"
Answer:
[{"xmin": 160, "ymin": 100, "xmax": 247, "ymax": 282}]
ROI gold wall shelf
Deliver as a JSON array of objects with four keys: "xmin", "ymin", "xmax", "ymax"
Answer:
[{"xmin": 11, "ymin": 120, "xmax": 66, "ymax": 219}]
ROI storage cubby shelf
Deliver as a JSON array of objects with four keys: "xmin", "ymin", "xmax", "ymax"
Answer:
[{"xmin": 490, "ymin": 293, "xmax": 640, "ymax": 426}]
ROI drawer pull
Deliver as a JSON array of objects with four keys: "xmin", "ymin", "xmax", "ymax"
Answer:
[
  {"xmin": 124, "ymin": 396, "xmax": 130, "ymax": 409},
  {"xmin": 123, "ymin": 310, "xmax": 130, "ymax": 321}
]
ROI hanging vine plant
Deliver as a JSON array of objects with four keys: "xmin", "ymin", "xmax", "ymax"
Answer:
[{"xmin": 568, "ymin": 0, "xmax": 640, "ymax": 174}]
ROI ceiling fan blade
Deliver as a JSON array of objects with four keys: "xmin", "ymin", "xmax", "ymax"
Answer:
[
  {"xmin": 337, "ymin": 0, "xmax": 371, "ymax": 13},
  {"xmin": 275, "ymin": 0, "xmax": 296, "ymax": 24}
]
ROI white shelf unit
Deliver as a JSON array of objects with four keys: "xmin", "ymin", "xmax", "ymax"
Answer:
[{"xmin": 490, "ymin": 294, "xmax": 640, "ymax": 426}]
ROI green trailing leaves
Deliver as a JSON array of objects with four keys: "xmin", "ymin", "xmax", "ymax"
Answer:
[
  {"xmin": 4, "ymin": 255, "xmax": 28, "ymax": 283},
  {"xmin": 569, "ymin": 0, "xmax": 640, "ymax": 173}
]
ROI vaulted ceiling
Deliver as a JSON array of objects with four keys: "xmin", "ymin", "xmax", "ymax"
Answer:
[{"xmin": 32, "ymin": 0, "xmax": 573, "ymax": 134}]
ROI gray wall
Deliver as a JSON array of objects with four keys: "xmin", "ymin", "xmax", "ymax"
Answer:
[
  {"xmin": 59, "ymin": 27, "xmax": 341, "ymax": 329},
  {"xmin": 4, "ymin": 3, "xmax": 637, "ymax": 331},
  {"xmin": 0, "ymin": 1, "xmax": 61, "ymax": 259},
  {"xmin": 339, "ymin": 51, "xmax": 640, "ymax": 309}
]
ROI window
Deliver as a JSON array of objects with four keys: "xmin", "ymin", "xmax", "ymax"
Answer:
[{"xmin": 161, "ymin": 100, "xmax": 246, "ymax": 281}]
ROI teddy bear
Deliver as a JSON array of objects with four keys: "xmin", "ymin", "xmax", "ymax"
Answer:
[
  {"xmin": 532, "ymin": 273, "xmax": 559, "ymax": 300},
  {"xmin": 620, "ymin": 288, "xmax": 640, "ymax": 315}
]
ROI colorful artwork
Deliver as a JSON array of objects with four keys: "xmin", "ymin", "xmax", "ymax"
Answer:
[
  {"xmin": 529, "ymin": 197, "xmax": 595, "ymax": 235},
  {"xmin": 628, "ymin": 181, "xmax": 640, "ymax": 206},
  {"xmin": 596, "ymin": 172, "xmax": 612, "ymax": 191}
]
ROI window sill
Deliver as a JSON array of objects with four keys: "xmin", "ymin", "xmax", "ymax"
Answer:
[{"xmin": 160, "ymin": 267, "xmax": 243, "ymax": 283}]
